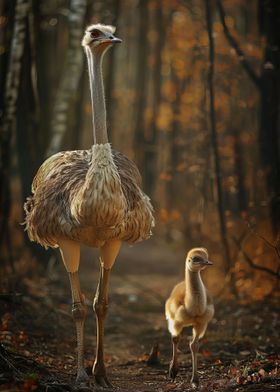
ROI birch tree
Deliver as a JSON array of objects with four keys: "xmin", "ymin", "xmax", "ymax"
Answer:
[
  {"xmin": 46, "ymin": 0, "xmax": 87, "ymax": 157},
  {"xmin": 0, "ymin": 0, "xmax": 30, "ymax": 251}
]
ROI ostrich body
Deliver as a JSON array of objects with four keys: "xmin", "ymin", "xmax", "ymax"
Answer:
[
  {"xmin": 24, "ymin": 24, "xmax": 154, "ymax": 387},
  {"xmin": 165, "ymin": 248, "xmax": 214, "ymax": 388}
]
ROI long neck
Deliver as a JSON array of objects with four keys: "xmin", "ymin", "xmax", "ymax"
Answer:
[
  {"xmin": 86, "ymin": 46, "xmax": 108, "ymax": 144},
  {"xmin": 184, "ymin": 268, "xmax": 207, "ymax": 315},
  {"xmin": 185, "ymin": 269, "xmax": 205, "ymax": 295}
]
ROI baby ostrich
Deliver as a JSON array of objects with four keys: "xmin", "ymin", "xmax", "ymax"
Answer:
[
  {"xmin": 24, "ymin": 24, "xmax": 154, "ymax": 388},
  {"xmin": 165, "ymin": 248, "xmax": 214, "ymax": 388}
]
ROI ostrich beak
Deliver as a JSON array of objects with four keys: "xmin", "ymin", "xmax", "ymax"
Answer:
[{"xmin": 110, "ymin": 36, "xmax": 122, "ymax": 44}]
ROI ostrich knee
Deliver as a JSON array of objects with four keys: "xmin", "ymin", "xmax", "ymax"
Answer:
[
  {"xmin": 67, "ymin": 275, "xmax": 88, "ymax": 383},
  {"xmin": 93, "ymin": 297, "xmax": 109, "ymax": 319},
  {"xmin": 72, "ymin": 301, "xmax": 87, "ymax": 322}
]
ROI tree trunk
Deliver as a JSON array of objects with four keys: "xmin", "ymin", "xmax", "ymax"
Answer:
[
  {"xmin": 0, "ymin": 0, "xmax": 29, "ymax": 256},
  {"xmin": 204, "ymin": 0, "xmax": 233, "ymax": 278},
  {"xmin": 134, "ymin": 0, "xmax": 149, "ymax": 179},
  {"xmin": 46, "ymin": 0, "xmax": 87, "ymax": 157},
  {"xmin": 258, "ymin": 0, "xmax": 280, "ymax": 235},
  {"xmin": 217, "ymin": 0, "xmax": 280, "ymax": 235},
  {"xmin": 144, "ymin": 0, "xmax": 164, "ymax": 198},
  {"xmin": 233, "ymin": 133, "xmax": 247, "ymax": 212},
  {"xmin": 105, "ymin": 0, "xmax": 121, "ymax": 141}
]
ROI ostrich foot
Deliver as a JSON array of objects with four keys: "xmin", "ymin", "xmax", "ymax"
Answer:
[
  {"xmin": 191, "ymin": 375, "xmax": 199, "ymax": 388},
  {"xmin": 93, "ymin": 374, "xmax": 113, "ymax": 388},
  {"xmin": 169, "ymin": 360, "xmax": 179, "ymax": 380},
  {"xmin": 93, "ymin": 363, "xmax": 113, "ymax": 389}
]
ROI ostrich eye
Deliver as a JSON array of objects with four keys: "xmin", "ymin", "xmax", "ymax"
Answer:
[
  {"xmin": 192, "ymin": 256, "xmax": 201, "ymax": 263},
  {"xmin": 90, "ymin": 29, "xmax": 101, "ymax": 39}
]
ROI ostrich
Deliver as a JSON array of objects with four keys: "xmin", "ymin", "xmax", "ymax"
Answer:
[
  {"xmin": 165, "ymin": 248, "xmax": 214, "ymax": 388},
  {"xmin": 24, "ymin": 24, "xmax": 154, "ymax": 387}
]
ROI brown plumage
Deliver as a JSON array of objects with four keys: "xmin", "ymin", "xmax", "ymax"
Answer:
[
  {"xmin": 24, "ymin": 146, "xmax": 153, "ymax": 248},
  {"xmin": 23, "ymin": 24, "xmax": 154, "ymax": 388}
]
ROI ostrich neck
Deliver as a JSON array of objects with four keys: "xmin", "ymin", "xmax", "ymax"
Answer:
[
  {"xmin": 86, "ymin": 47, "xmax": 108, "ymax": 144},
  {"xmin": 184, "ymin": 269, "xmax": 207, "ymax": 314}
]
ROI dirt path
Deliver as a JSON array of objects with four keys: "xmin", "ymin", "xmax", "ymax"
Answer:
[{"xmin": 1, "ymin": 240, "xmax": 280, "ymax": 391}]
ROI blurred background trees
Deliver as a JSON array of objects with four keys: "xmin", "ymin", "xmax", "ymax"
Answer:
[{"xmin": 0, "ymin": 0, "xmax": 279, "ymax": 299}]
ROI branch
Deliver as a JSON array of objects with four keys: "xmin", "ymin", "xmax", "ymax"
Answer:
[
  {"xmin": 247, "ymin": 221, "xmax": 280, "ymax": 261},
  {"xmin": 216, "ymin": 0, "xmax": 261, "ymax": 90},
  {"xmin": 232, "ymin": 236, "xmax": 280, "ymax": 279}
]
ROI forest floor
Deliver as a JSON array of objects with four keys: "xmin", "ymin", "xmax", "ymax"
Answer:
[{"xmin": 0, "ymin": 240, "xmax": 280, "ymax": 392}]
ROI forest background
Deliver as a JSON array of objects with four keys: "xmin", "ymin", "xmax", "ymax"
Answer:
[
  {"xmin": 1, "ymin": 0, "xmax": 279, "ymax": 297},
  {"xmin": 0, "ymin": 0, "xmax": 279, "ymax": 391}
]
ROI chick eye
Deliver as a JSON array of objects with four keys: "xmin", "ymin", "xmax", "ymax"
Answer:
[
  {"xmin": 90, "ymin": 29, "xmax": 101, "ymax": 39},
  {"xmin": 192, "ymin": 256, "xmax": 201, "ymax": 263}
]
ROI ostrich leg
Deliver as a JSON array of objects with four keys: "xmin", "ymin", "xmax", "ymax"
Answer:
[
  {"xmin": 59, "ymin": 240, "xmax": 88, "ymax": 383},
  {"xmin": 93, "ymin": 240, "xmax": 121, "ymax": 387}
]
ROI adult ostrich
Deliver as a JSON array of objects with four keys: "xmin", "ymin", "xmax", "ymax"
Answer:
[{"xmin": 24, "ymin": 24, "xmax": 154, "ymax": 387}]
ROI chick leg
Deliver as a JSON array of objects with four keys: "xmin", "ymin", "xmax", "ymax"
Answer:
[
  {"xmin": 190, "ymin": 324, "xmax": 206, "ymax": 388},
  {"xmin": 169, "ymin": 334, "xmax": 180, "ymax": 380}
]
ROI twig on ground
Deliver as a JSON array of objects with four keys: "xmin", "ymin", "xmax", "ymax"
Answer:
[{"xmin": 0, "ymin": 345, "xmax": 23, "ymax": 375}]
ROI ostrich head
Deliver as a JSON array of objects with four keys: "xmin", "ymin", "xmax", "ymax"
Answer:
[
  {"xmin": 82, "ymin": 24, "xmax": 122, "ymax": 53},
  {"xmin": 185, "ymin": 248, "xmax": 213, "ymax": 272}
]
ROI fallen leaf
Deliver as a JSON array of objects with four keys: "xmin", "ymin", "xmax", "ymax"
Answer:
[
  {"xmin": 202, "ymin": 349, "xmax": 212, "ymax": 358},
  {"xmin": 240, "ymin": 350, "xmax": 251, "ymax": 356},
  {"xmin": 165, "ymin": 383, "xmax": 177, "ymax": 390}
]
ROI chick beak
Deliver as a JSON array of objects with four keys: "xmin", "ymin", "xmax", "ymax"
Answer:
[{"xmin": 202, "ymin": 259, "xmax": 213, "ymax": 266}]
